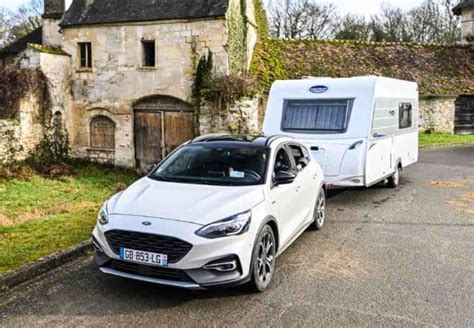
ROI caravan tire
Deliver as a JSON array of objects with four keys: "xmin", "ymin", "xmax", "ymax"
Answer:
[{"xmin": 387, "ymin": 166, "xmax": 401, "ymax": 188}]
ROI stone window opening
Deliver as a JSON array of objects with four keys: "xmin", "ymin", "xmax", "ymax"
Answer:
[
  {"xmin": 79, "ymin": 42, "xmax": 92, "ymax": 68},
  {"xmin": 52, "ymin": 111, "xmax": 63, "ymax": 142},
  {"xmin": 90, "ymin": 116, "xmax": 115, "ymax": 150},
  {"xmin": 142, "ymin": 40, "xmax": 156, "ymax": 67}
]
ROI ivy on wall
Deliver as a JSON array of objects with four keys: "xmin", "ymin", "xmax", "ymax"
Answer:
[
  {"xmin": 0, "ymin": 67, "xmax": 51, "ymax": 123},
  {"xmin": 249, "ymin": 0, "xmax": 286, "ymax": 92},
  {"xmin": 226, "ymin": 0, "xmax": 247, "ymax": 74}
]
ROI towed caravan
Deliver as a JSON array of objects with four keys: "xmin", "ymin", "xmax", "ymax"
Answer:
[{"xmin": 263, "ymin": 76, "xmax": 419, "ymax": 188}]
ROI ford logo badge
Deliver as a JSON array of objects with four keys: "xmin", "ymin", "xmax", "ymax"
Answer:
[
  {"xmin": 310, "ymin": 85, "xmax": 328, "ymax": 93},
  {"xmin": 142, "ymin": 221, "xmax": 152, "ymax": 226}
]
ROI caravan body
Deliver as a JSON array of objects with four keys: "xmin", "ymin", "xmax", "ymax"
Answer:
[{"xmin": 263, "ymin": 76, "xmax": 419, "ymax": 188}]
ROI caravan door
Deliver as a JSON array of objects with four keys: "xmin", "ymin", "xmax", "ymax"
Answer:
[
  {"xmin": 366, "ymin": 135, "xmax": 392, "ymax": 185},
  {"xmin": 366, "ymin": 100, "xmax": 397, "ymax": 185}
]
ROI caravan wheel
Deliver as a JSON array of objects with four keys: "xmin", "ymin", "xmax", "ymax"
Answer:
[{"xmin": 387, "ymin": 166, "xmax": 401, "ymax": 188}]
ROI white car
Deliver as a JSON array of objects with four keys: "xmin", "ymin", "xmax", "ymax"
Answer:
[{"xmin": 93, "ymin": 135, "xmax": 326, "ymax": 291}]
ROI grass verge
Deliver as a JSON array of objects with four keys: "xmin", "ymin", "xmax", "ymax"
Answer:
[
  {"xmin": 0, "ymin": 164, "xmax": 137, "ymax": 274},
  {"xmin": 419, "ymin": 133, "xmax": 474, "ymax": 147}
]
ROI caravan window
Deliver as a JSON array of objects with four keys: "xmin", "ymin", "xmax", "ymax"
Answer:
[
  {"xmin": 399, "ymin": 103, "xmax": 412, "ymax": 129},
  {"xmin": 281, "ymin": 99, "xmax": 353, "ymax": 133}
]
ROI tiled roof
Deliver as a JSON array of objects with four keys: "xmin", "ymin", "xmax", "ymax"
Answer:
[{"xmin": 60, "ymin": 0, "xmax": 229, "ymax": 27}]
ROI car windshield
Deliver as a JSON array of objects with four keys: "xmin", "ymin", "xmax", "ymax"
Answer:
[{"xmin": 150, "ymin": 144, "xmax": 269, "ymax": 186}]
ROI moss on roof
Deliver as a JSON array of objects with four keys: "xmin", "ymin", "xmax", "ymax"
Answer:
[
  {"xmin": 28, "ymin": 43, "xmax": 71, "ymax": 56},
  {"xmin": 251, "ymin": 38, "xmax": 474, "ymax": 96}
]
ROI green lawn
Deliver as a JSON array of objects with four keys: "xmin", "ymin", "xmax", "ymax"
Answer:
[
  {"xmin": 0, "ymin": 164, "xmax": 137, "ymax": 274},
  {"xmin": 419, "ymin": 133, "xmax": 474, "ymax": 147}
]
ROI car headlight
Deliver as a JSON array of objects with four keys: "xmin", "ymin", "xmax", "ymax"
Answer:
[
  {"xmin": 195, "ymin": 211, "xmax": 251, "ymax": 239},
  {"xmin": 98, "ymin": 202, "xmax": 109, "ymax": 225}
]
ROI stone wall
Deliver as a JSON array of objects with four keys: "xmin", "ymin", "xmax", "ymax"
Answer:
[
  {"xmin": 0, "ymin": 93, "xmax": 44, "ymax": 163},
  {"xmin": 419, "ymin": 96, "xmax": 456, "ymax": 133},
  {"xmin": 86, "ymin": 148, "xmax": 115, "ymax": 165},
  {"xmin": 199, "ymin": 97, "xmax": 260, "ymax": 135},
  {"xmin": 60, "ymin": 18, "xmax": 229, "ymax": 167},
  {"xmin": 460, "ymin": 6, "xmax": 474, "ymax": 43}
]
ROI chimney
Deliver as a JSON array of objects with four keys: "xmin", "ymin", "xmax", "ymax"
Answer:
[
  {"xmin": 43, "ymin": 0, "xmax": 65, "ymax": 19},
  {"xmin": 42, "ymin": 0, "xmax": 65, "ymax": 47}
]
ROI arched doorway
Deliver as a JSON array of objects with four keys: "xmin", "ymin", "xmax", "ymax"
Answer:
[{"xmin": 133, "ymin": 95, "xmax": 194, "ymax": 171}]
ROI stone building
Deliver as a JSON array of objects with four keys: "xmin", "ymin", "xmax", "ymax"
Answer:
[
  {"xmin": 454, "ymin": 0, "xmax": 474, "ymax": 44},
  {"xmin": 0, "ymin": 0, "xmax": 258, "ymax": 168}
]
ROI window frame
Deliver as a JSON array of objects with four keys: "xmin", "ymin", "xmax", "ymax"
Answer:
[
  {"xmin": 78, "ymin": 42, "xmax": 92, "ymax": 69},
  {"xmin": 142, "ymin": 40, "xmax": 156, "ymax": 68},
  {"xmin": 281, "ymin": 98, "xmax": 355, "ymax": 134},
  {"xmin": 399, "ymin": 102, "xmax": 413, "ymax": 129},
  {"xmin": 89, "ymin": 115, "xmax": 116, "ymax": 150},
  {"xmin": 273, "ymin": 145, "xmax": 296, "ymax": 173}
]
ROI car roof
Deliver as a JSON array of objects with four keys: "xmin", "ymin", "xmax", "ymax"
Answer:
[{"xmin": 190, "ymin": 134, "xmax": 295, "ymax": 148}]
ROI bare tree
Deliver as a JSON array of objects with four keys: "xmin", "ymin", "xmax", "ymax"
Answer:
[
  {"xmin": 371, "ymin": 4, "xmax": 411, "ymax": 42},
  {"xmin": 268, "ymin": 0, "xmax": 337, "ymax": 39},
  {"xmin": 334, "ymin": 14, "xmax": 371, "ymax": 41},
  {"xmin": 267, "ymin": 0, "xmax": 460, "ymax": 44},
  {"xmin": 9, "ymin": 0, "xmax": 43, "ymax": 42},
  {"xmin": 0, "ymin": 7, "xmax": 11, "ymax": 47}
]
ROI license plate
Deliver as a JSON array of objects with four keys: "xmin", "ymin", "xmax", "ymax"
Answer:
[{"xmin": 119, "ymin": 248, "xmax": 168, "ymax": 267}]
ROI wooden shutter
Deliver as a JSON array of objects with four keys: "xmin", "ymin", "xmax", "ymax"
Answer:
[{"xmin": 90, "ymin": 116, "xmax": 115, "ymax": 149}]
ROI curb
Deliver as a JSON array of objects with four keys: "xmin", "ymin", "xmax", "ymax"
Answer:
[
  {"xmin": 420, "ymin": 143, "xmax": 474, "ymax": 149},
  {"xmin": 0, "ymin": 240, "xmax": 92, "ymax": 292}
]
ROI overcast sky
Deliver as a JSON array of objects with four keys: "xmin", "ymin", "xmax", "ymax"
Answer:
[{"xmin": 2, "ymin": 0, "xmax": 425, "ymax": 17}]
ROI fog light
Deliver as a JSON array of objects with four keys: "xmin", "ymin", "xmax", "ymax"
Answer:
[
  {"xmin": 203, "ymin": 256, "xmax": 240, "ymax": 272},
  {"xmin": 203, "ymin": 260, "xmax": 237, "ymax": 272}
]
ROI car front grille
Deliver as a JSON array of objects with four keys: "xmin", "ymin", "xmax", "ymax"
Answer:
[
  {"xmin": 108, "ymin": 260, "xmax": 194, "ymax": 282},
  {"xmin": 104, "ymin": 230, "xmax": 192, "ymax": 264}
]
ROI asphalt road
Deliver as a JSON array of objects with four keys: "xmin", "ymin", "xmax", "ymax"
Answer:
[{"xmin": 1, "ymin": 147, "xmax": 473, "ymax": 327}]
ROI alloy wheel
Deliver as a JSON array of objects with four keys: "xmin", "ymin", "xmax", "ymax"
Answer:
[
  {"xmin": 257, "ymin": 231, "xmax": 275, "ymax": 285},
  {"xmin": 316, "ymin": 192, "xmax": 326, "ymax": 227}
]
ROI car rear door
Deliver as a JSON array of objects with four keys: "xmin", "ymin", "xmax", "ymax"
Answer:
[{"xmin": 287, "ymin": 144, "xmax": 318, "ymax": 226}]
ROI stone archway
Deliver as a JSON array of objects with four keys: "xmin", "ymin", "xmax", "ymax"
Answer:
[{"xmin": 133, "ymin": 95, "xmax": 194, "ymax": 171}]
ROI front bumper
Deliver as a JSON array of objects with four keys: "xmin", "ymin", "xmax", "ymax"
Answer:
[{"xmin": 92, "ymin": 215, "xmax": 256, "ymax": 289}]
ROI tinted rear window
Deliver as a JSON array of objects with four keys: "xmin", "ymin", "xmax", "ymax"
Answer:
[{"xmin": 282, "ymin": 99, "xmax": 354, "ymax": 133}]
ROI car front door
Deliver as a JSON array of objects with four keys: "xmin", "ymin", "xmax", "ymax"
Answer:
[
  {"xmin": 288, "ymin": 144, "xmax": 318, "ymax": 227},
  {"xmin": 269, "ymin": 146, "xmax": 301, "ymax": 247}
]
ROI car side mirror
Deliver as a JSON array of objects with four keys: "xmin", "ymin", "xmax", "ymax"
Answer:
[
  {"xmin": 274, "ymin": 170, "xmax": 296, "ymax": 185},
  {"xmin": 146, "ymin": 163, "xmax": 157, "ymax": 174}
]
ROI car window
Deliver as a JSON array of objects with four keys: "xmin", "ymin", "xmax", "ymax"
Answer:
[
  {"xmin": 274, "ymin": 148, "xmax": 293, "ymax": 174},
  {"xmin": 288, "ymin": 145, "xmax": 304, "ymax": 163},
  {"xmin": 288, "ymin": 144, "xmax": 309, "ymax": 171},
  {"xmin": 151, "ymin": 144, "xmax": 269, "ymax": 186}
]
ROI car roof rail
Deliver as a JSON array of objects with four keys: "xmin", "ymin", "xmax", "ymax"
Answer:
[
  {"xmin": 192, "ymin": 133, "xmax": 234, "ymax": 143},
  {"xmin": 265, "ymin": 134, "xmax": 294, "ymax": 147}
]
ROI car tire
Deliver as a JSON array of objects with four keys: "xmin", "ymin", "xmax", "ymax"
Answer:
[
  {"xmin": 310, "ymin": 188, "xmax": 326, "ymax": 230},
  {"xmin": 387, "ymin": 166, "xmax": 401, "ymax": 188},
  {"xmin": 248, "ymin": 225, "xmax": 276, "ymax": 292}
]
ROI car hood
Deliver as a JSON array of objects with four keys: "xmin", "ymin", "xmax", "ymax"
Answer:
[{"xmin": 107, "ymin": 177, "xmax": 265, "ymax": 226}]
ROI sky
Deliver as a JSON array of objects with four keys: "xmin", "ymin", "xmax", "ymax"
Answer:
[{"xmin": 1, "ymin": 0, "xmax": 425, "ymax": 17}]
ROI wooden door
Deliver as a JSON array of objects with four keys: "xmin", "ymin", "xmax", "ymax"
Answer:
[
  {"xmin": 134, "ymin": 111, "xmax": 162, "ymax": 173},
  {"xmin": 164, "ymin": 112, "xmax": 194, "ymax": 154},
  {"xmin": 455, "ymin": 96, "xmax": 474, "ymax": 135}
]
